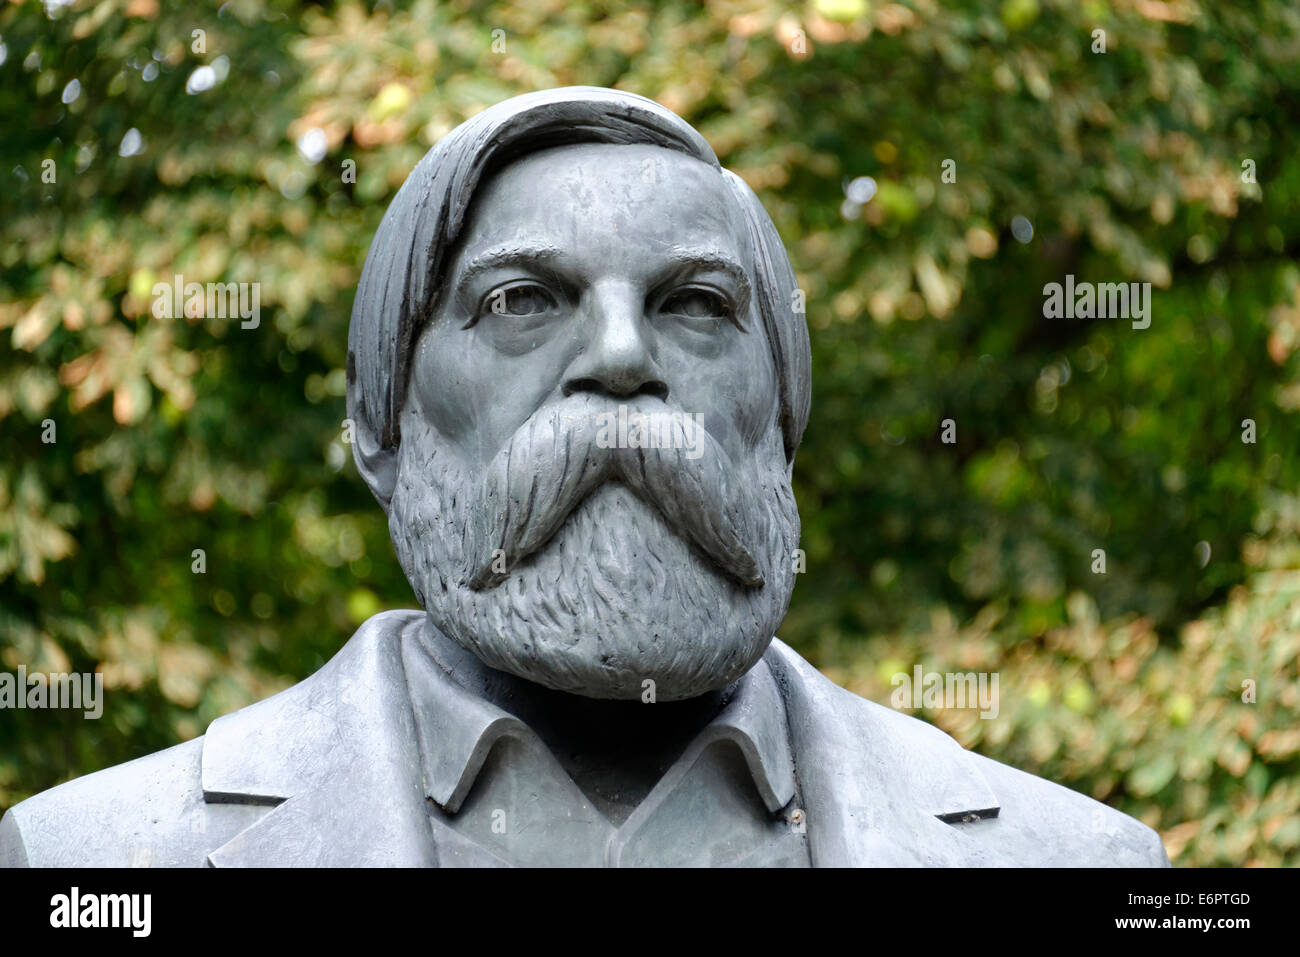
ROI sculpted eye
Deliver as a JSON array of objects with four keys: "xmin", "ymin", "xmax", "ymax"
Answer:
[
  {"xmin": 660, "ymin": 287, "xmax": 731, "ymax": 322},
  {"xmin": 483, "ymin": 282, "xmax": 557, "ymax": 318}
]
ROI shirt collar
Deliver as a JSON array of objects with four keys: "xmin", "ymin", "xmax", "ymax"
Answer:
[{"xmin": 402, "ymin": 618, "xmax": 796, "ymax": 815}]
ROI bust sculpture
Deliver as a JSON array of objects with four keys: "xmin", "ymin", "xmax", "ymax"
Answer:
[{"xmin": 0, "ymin": 87, "xmax": 1168, "ymax": 867}]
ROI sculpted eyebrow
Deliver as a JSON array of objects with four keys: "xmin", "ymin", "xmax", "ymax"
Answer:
[
  {"xmin": 663, "ymin": 247, "xmax": 753, "ymax": 313},
  {"xmin": 456, "ymin": 244, "xmax": 565, "ymax": 286}
]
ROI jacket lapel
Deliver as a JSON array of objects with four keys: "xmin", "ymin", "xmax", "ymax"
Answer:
[
  {"xmin": 202, "ymin": 610, "xmax": 434, "ymax": 866},
  {"xmin": 199, "ymin": 615, "xmax": 998, "ymax": 867},
  {"xmin": 764, "ymin": 639, "xmax": 1000, "ymax": 866}
]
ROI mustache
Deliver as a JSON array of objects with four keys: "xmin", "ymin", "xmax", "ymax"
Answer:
[{"xmin": 464, "ymin": 394, "xmax": 764, "ymax": 590}]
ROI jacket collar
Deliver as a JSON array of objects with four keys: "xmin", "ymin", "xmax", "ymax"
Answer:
[
  {"xmin": 200, "ymin": 610, "xmax": 999, "ymax": 866},
  {"xmin": 762, "ymin": 640, "xmax": 1000, "ymax": 865},
  {"xmin": 402, "ymin": 618, "xmax": 796, "ymax": 815}
]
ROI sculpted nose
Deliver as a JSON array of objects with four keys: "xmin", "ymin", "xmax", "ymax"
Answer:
[{"xmin": 562, "ymin": 281, "xmax": 668, "ymax": 400}]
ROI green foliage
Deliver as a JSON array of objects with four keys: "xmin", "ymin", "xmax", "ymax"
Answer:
[{"xmin": 1, "ymin": 0, "xmax": 1298, "ymax": 865}]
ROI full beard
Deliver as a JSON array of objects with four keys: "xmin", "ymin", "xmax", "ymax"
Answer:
[{"xmin": 388, "ymin": 401, "xmax": 800, "ymax": 701}]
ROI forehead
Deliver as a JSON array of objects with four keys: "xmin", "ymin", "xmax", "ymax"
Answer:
[{"xmin": 456, "ymin": 143, "xmax": 749, "ymax": 266}]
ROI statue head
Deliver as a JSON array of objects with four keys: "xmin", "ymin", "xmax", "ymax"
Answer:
[{"xmin": 347, "ymin": 87, "xmax": 811, "ymax": 701}]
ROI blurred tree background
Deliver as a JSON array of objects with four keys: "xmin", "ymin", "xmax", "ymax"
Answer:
[{"xmin": 2, "ymin": 0, "xmax": 1298, "ymax": 865}]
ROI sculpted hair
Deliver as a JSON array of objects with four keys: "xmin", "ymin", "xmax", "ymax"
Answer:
[{"xmin": 347, "ymin": 86, "xmax": 811, "ymax": 483}]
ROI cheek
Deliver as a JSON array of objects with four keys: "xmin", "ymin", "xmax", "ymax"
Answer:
[
  {"xmin": 662, "ymin": 329, "xmax": 779, "ymax": 460},
  {"xmin": 409, "ymin": 328, "xmax": 479, "ymax": 452},
  {"xmin": 407, "ymin": 322, "xmax": 580, "ymax": 467},
  {"xmin": 731, "ymin": 333, "xmax": 780, "ymax": 446}
]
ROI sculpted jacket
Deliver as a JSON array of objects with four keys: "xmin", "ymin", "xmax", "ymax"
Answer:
[{"xmin": 0, "ymin": 610, "xmax": 1170, "ymax": 867}]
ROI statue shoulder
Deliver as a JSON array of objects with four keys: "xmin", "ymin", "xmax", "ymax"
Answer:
[
  {"xmin": 1, "ymin": 610, "xmax": 424, "ymax": 868},
  {"xmin": 763, "ymin": 639, "xmax": 1169, "ymax": 866},
  {"xmin": 963, "ymin": 750, "xmax": 1171, "ymax": 866},
  {"xmin": 1, "ymin": 738, "xmax": 210, "ymax": 867}
]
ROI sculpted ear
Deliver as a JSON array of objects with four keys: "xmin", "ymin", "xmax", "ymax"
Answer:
[{"xmin": 352, "ymin": 414, "xmax": 398, "ymax": 511}]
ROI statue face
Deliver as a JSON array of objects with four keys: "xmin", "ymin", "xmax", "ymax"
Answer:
[
  {"xmin": 412, "ymin": 142, "xmax": 780, "ymax": 471},
  {"xmin": 389, "ymin": 142, "xmax": 800, "ymax": 700}
]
